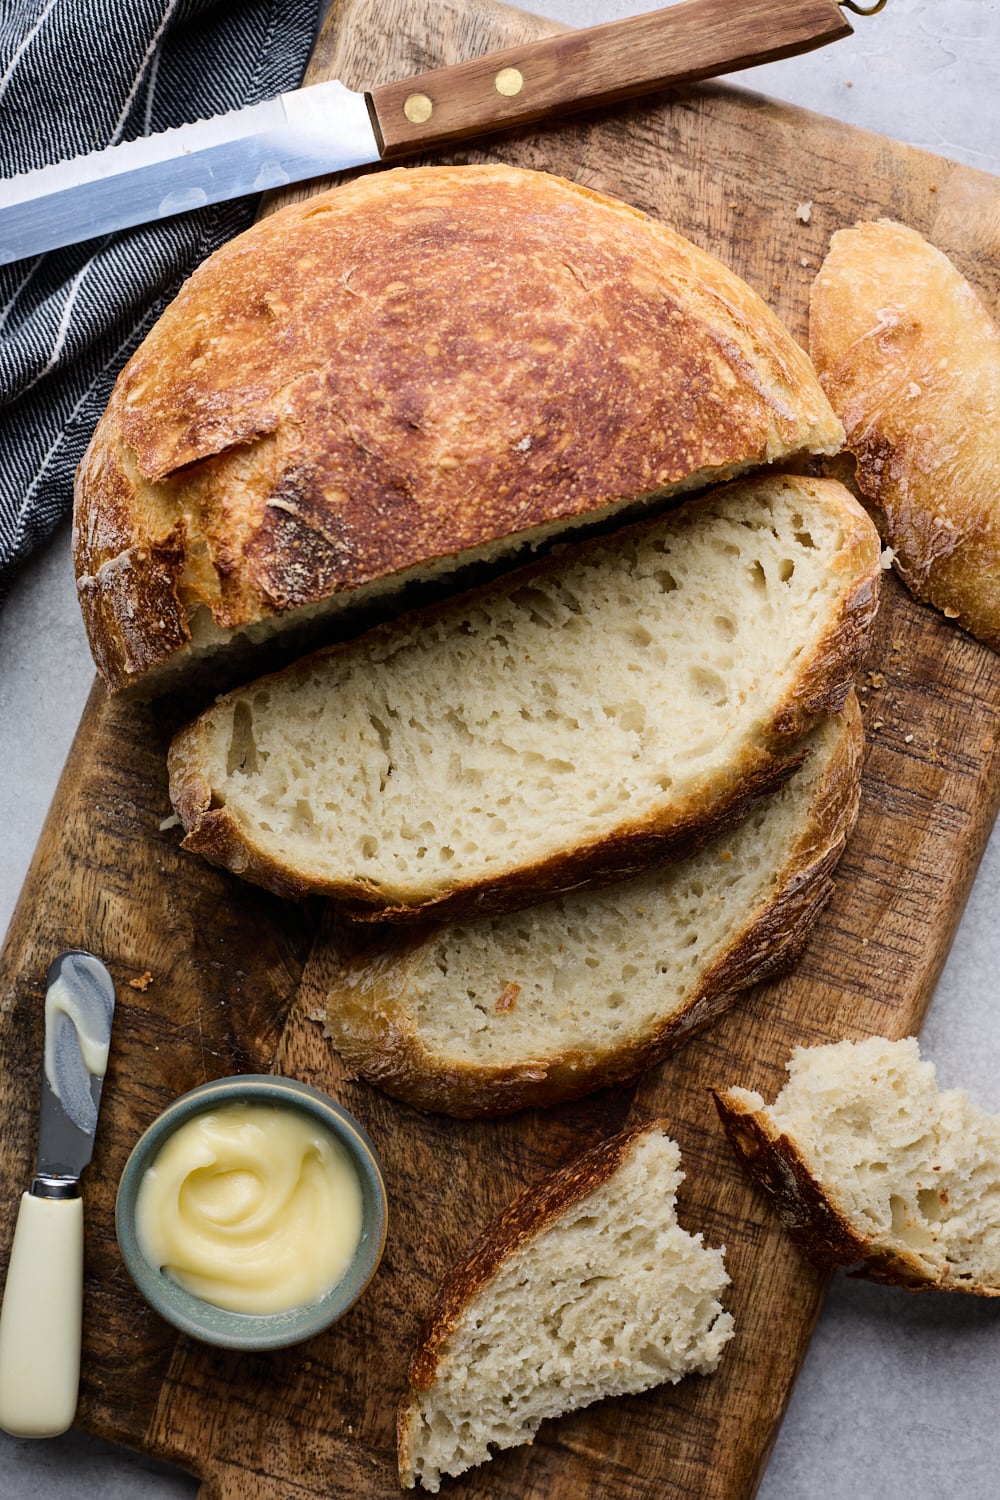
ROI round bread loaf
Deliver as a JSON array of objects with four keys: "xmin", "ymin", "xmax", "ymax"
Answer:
[{"xmin": 74, "ymin": 163, "xmax": 842, "ymax": 695}]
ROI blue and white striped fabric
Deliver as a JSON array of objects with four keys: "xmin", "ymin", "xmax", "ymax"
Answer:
[{"xmin": 0, "ymin": 0, "xmax": 319, "ymax": 604}]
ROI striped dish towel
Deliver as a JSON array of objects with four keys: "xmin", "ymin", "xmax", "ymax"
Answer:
[{"xmin": 0, "ymin": 0, "xmax": 319, "ymax": 605}]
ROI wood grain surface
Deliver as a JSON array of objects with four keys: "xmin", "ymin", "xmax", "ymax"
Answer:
[{"xmin": 2, "ymin": 0, "xmax": 1000, "ymax": 1496}]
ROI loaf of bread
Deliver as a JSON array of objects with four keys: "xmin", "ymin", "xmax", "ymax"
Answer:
[
  {"xmin": 74, "ymin": 163, "xmax": 844, "ymax": 696},
  {"xmin": 809, "ymin": 219, "xmax": 1000, "ymax": 649},
  {"xmin": 167, "ymin": 474, "xmax": 880, "ymax": 922},
  {"xmin": 714, "ymin": 1035, "xmax": 1000, "ymax": 1294},
  {"xmin": 397, "ymin": 1120, "xmax": 733, "ymax": 1492},
  {"xmin": 323, "ymin": 697, "xmax": 863, "ymax": 1115}
]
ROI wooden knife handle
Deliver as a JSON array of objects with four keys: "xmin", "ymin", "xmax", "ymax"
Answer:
[{"xmin": 369, "ymin": 0, "xmax": 852, "ymax": 158}]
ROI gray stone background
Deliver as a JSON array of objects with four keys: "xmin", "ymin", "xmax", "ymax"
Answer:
[{"xmin": 1, "ymin": 0, "xmax": 998, "ymax": 1494}]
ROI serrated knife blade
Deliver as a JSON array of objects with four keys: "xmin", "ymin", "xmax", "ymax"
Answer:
[
  {"xmin": 0, "ymin": 81, "xmax": 379, "ymax": 265},
  {"xmin": 0, "ymin": 0, "xmax": 859, "ymax": 265},
  {"xmin": 0, "ymin": 951, "xmax": 116, "ymax": 1438}
]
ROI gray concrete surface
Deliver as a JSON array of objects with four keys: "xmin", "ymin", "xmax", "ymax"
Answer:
[{"xmin": 1, "ymin": 1, "xmax": 999, "ymax": 1495}]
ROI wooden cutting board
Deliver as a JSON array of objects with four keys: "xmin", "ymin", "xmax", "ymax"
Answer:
[{"xmin": 3, "ymin": 1, "xmax": 1000, "ymax": 1496}]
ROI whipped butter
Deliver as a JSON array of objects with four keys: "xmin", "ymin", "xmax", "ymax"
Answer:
[{"xmin": 135, "ymin": 1103, "xmax": 363, "ymax": 1314}]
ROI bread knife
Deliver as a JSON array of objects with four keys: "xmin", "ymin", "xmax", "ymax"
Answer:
[
  {"xmin": 0, "ymin": 950, "xmax": 116, "ymax": 1439},
  {"xmin": 0, "ymin": 0, "xmax": 886, "ymax": 266}
]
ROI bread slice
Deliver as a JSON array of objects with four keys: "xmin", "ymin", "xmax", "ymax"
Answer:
[
  {"xmin": 809, "ymin": 219, "xmax": 1000, "ymax": 649},
  {"xmin": 714, "ymin": 1035, "xmax": 1000, "ymax": 1294},
  {"xmin": 323, "ymin": 697, "xmax": 864, "ymax": 1116},
  {"xmin": 397, "ymin": 1120, "xmax": 733, "ymax": 1492},
  {"xmin": 167, "ymin": 474, "xmax": 880, "ymax": 922},
  {"xmin": 74, "ymin": 163, "xmax": 844, "ymax": 696}
]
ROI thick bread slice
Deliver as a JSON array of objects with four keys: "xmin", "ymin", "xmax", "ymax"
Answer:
[
  {"xmin": 809, "ymin": 219, "xmax": 1000, "ymax": 649},
  {"xmin": 714, "ymin": 1035, "xmax": 1000, "ymax": 1295},
  {"xmin": 323, "ymin": 697, "xmax": 864, "ymax": 1116},
  {"xmin": 397, "ymin": 1120, "xmax": 733, "ymax": 1492},
  {"xmin": 74, "ymin": 162, "xmax": 843, "ymax": 696},
  {"xmin": 167, "ymin": 475, "xmax": 880, "ymax": 922}
]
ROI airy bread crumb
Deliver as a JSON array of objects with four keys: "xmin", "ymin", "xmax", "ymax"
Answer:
[
  {"xmin": 398, "ymin": 1122, "xmax": 733, "ymax": 1491},
  {"xmin": 167, "ymin": 473, "xmax": 879, "ymax": 921},
  {"xmin": 324, "ymin": 699, "xmax": 863, "ymax": 1116},
  {"xmin": 715, "ymin": 1035, "xmax": 1000, "ymax": 1293}
]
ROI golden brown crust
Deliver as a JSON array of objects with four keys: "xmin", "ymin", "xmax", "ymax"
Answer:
[
  {"xmin": 323, "ymin": 698, "xmax": 864, "ymax": 1117},
  {"xmin": 809, "ymin": 218, "xmax": 1000, "ymax": 651},
  {"xmin": 75, "ymin": 163, "xmax": 843, "ymax": 695},
  {"xmin": 166, "ymin": 475, "xmax": 881, "ymax": 920},
  {"xmin": 712, "ymin": 1086, "xmax": 1000, "ymax": 1297}
]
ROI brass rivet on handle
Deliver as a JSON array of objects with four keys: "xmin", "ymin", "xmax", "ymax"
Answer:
[
  {"xmin": 403, "ymin": 93, "xmax": 434, "ymax": 124},
  {"xmin": 494, "ymin": 67, "xmax": 524, "ymax": 98}
]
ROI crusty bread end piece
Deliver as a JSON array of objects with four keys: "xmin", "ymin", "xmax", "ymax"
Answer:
[
  {"xmin": 810, "ymin": 218, "xmax": 1000, "ymax": 650},
  {"xmin": 323, "ymin": 696, "xmax": 864, "ymax": 1117},
  {"xmin": 167, "ymin": 473, "xmax": 880, "ymax": 922},
  {"xmin": 397, "ymin": 1120, "xmax": 733, "ymax": 1492},
  {"xmin": 74, "ymin": 163, "xmax": 843, "ymax": 697},
  {"xmin": 714, "ymin": 1034, "xmax": 1000, "ymax": 1294}
]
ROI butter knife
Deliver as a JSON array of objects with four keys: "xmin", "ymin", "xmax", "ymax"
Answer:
[
  {"xmin": 0, "ymin": 951, "xmax": 116, "ymax": 1439},
  {"xmin": 0, "ymin": 0, "xmax": 885, "ymax": 266}
]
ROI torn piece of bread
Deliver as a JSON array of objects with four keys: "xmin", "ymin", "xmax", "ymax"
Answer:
[
  {"xmin": 324, "ymin": 697, "xmax": 864, "ymax": 1117},
  {"xmin": 168, "ymin": 474, "xmax": 880, "ymax": 922},
  {"xmin": 714, "ymin": 1034, "xmax": 1000, "ymax": 1294},
  {"xmin": 397, "ymin": 1120, "xmax": 733, "ymax": 1492},
  {"xmin": 74, "ymin": 163, "xmax": 844, "ymax": 697},
  {"xmin": 809, "ymin": 218, "xmax": 1000, "ymax": 649}
]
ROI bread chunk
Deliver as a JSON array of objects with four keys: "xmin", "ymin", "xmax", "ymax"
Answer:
[
  {"xmin": 810, "ymin": 218, "xmax": 1000, "ymax": 649},
  {"xmin": 167, "ymin": 474, "xmax": 880, "ymax": 921},
  {"xmin": 397, "ymin": 1121, "xmax": 733, "ymax": 1492},
  {"xmin": 74, "ymin": 163, "xmax": 843, "ymax": 695},
  {"xmin": 714, "ymin": 1035, "xmax": 1000, "ymax": 1294},
  {"xmin": 323, "ymin": 698, "xmax": 863, "ymax": 1115}
]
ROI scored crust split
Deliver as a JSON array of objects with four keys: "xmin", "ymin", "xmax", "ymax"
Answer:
[
  {"xmin": 397, "ymin": 1120, "xmax": 734, "ymax": 1492},
  {"xmin": 74, "ymin": 163, "xmax": 844, "ymax": 696},
  {"xmin": 810, "ymin": 218, "xmax": 1000, "ymax": 650}
]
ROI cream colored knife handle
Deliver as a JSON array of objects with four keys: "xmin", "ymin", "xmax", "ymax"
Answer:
[{"xmin": 0, "ymin": 1191, "xmax": 83, "ymax": 1438}]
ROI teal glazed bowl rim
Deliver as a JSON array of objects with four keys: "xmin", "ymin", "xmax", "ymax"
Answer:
[{"xmin": 115, "ymin": 1074, "xmax": 388, "ymax": 1351}]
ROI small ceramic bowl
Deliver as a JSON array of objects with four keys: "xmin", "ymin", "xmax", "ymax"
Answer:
[{"xmin": 115, "ymin": 1074, "xmax": 388, "ymax": 1351}]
